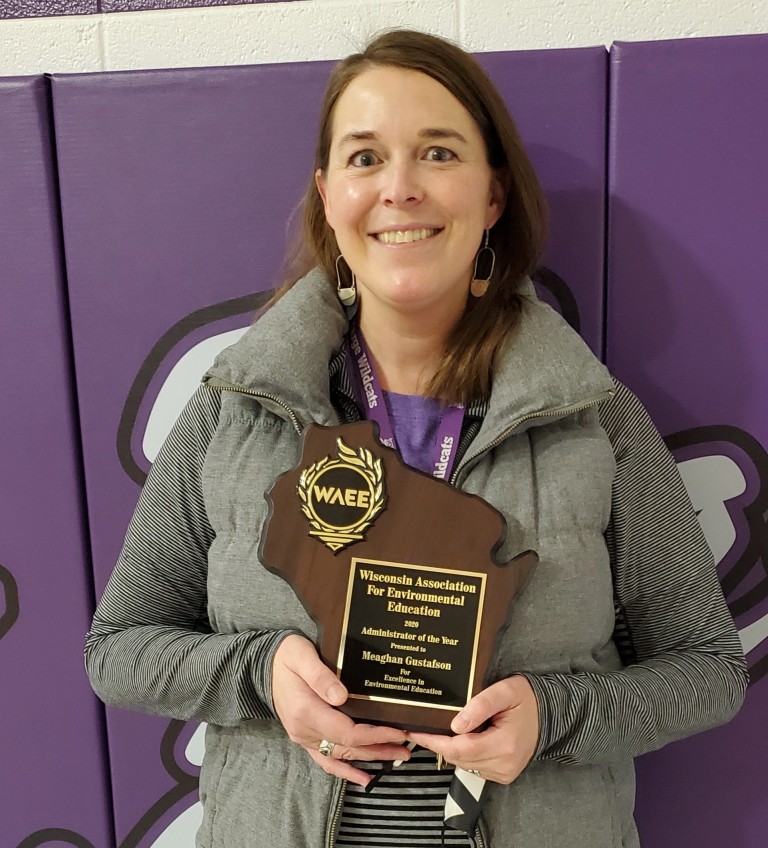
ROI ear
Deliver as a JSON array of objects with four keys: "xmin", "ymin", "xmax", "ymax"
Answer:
[
  {"xmin": 486, "ymin": 175, "xmax": 505, "ymax": 229},
  {"xmin": 315, "ymin": 168, "xmax": 334, "ymax": 227}
]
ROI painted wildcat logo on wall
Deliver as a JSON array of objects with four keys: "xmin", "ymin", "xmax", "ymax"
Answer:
[
  {"xmin": 16, "ymin": 722, "xmax": 204, "ymax": 848},
  {"xmin": 111, "ymin": 722, "xmax": 204, "ymax": 848},
  {"xmin": 43, "ymin": 269, "xmax": 760, "ymax": 848},
  {"xmin": 666, "ymin": 426, "xmax": 768, "ymax": 683},
  {"xmin": 0, "ymin": 563, "xmax": 20, "ymax": 641}
]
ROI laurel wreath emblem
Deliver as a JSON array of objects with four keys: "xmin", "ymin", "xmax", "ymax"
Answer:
[{"xmin": 297, "ymin": 437, "xmax": 385, "ymax": 552}]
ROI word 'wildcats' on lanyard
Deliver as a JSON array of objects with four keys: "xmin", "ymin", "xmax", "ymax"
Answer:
[{"xmin": 345, "ymin": 323, "xmax": 465, "ymax": 481}]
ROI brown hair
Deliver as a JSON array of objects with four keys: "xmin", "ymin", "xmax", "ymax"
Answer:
[{"xmin": 275, "ymin": 29, "xmax": 548, "ymax": 404}]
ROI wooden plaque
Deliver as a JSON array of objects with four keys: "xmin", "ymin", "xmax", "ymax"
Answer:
[{"xmin": 261, "ymin": 421, "xmax": 537, "ymax": 732}]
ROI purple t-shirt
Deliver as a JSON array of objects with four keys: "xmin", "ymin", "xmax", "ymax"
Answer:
[{"xmin": 382, "ymin": 390, "xmax": 444, "ymax": 475}]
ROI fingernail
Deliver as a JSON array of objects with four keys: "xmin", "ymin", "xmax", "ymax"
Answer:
[
  {"xmin": 328, "ymin": 682, "xmax": 346, "ymax": 704},
  {"xmin": 394, "ymin": 741, "xmax": 416, "ymax": 767},
  {"xmin": 452, "ymin": 714, "xmax": 469, "ymax": 733}
]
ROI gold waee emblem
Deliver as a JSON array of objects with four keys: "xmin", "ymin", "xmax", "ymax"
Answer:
[{"xmin": 298, "ymin": 437, "xmax": 386, "ymax": 552}]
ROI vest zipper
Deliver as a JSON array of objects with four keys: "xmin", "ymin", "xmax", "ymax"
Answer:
[
  {"xmin": 450, "ymin": 389, "xmax": 615, "ymax": 486},
  {"xmin": 474, "ymin": 822, "xmax": 487, "ymax": 848},
  {"xmin": 203, "ymin": 379, "xmax": 303, "ymax": 434},
  {"xmin": 325, "ymin": 779, "xmax": 347, "ymax": 848}
]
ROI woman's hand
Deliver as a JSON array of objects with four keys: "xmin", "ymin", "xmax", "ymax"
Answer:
[
  {"xmin": 408, "ymin": 675, "xmax": 539, "ymax": 784},
  {"xmin": 272, "ymin": 634, "xmax": 411, "ymax": 786}
]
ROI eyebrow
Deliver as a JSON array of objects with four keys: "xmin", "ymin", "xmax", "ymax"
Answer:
[
  {"xmin": 419, "ymin": 128, "xmax": 469, "ymax": 144},
  {"xmin": 336, "ymin": 128, "xmax": 469, "ymax": 146}
]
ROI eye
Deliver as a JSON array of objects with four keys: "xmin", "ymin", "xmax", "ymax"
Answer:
[
  {"xmin": 424, "ymin": 147, "xmax": 457, "ymax": 162},
  {"xmin": 349, "ymin": 150, "xmax": 380, "ymax": 167}
]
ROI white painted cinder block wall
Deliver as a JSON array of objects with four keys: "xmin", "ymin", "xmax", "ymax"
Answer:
[{"xmin": 1, "ymin": 0, "xmax": 766, "ymax": 76}]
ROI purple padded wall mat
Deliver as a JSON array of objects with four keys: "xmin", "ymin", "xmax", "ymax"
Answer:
[
  {"xmin": 0, "ymin": 76, "xmax": 112, "ymax": 848},
  {"xmin": 608, "ymin": 34, "xmax": 768, "ymax": 848},
  {"xmin": 480, "ymin": 47, "xmax": 607, "ymax": 355},
  {"xmin": 51, "ymin": 49, "xmax": 607, "ymax": 844}
]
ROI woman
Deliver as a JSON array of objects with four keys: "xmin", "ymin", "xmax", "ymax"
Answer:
[{"xmin": 86, "ymin": 30, "xmax": 747, "ymax": 848}]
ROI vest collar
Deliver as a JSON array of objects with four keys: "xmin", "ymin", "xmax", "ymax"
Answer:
[{"xmin": 203, "ymin": 270, "xmax": 614, "ymax": 437}]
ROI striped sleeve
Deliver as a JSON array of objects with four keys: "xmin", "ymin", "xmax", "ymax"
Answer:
[
  {"xmin": 84, "ymin": 386, "xmax": 295, "ymax": 725},
  {"xmin": 525, "ymin": 379, "xmax": 748, "ymax": 764}
]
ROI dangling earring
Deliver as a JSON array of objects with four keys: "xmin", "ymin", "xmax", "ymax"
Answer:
[
  {"xmin": 335, "ymin": 254, "xmax": 357, "ymax": 306},
  {"xmin": 470, "ymin": 229, "xmax": 496, "ymax": 298}
]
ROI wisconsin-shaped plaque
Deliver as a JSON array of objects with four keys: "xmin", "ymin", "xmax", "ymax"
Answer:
[{"xmin": 261, "ymin": 421, "xmax": 537, "ymax": 732}]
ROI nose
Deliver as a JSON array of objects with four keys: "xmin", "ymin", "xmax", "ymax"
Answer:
[{"xmin": 380, "ymin": 158, "xmax": 423, "ymax": 207}]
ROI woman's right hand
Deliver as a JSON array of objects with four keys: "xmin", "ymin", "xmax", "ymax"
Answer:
[{"xmin": 272, "ymin": 634, "xmax": 411, "ymax": 786}]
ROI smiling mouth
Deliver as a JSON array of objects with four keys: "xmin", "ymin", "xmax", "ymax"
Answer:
[{"xmin": 373, "ymin": 228, "xmax": 442, "ymax": 245}]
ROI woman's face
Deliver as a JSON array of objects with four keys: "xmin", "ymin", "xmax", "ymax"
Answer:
[{"xmin": 316, "ymin": 66, "xmax": 503, "ymax": 321}]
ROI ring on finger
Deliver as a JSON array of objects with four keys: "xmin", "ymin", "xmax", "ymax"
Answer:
[
  {"xmin": 466, "ymin": 768, "xmax": 481, "ymax": 776},
  {"xmin": 319, "ymin": 739, "xmax": 336, "ymax": 758}
]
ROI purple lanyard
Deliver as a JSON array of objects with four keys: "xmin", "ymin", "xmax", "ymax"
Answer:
[{"xmin": 345, "ymin": 323, "xmax": 465, "ymax": 480}]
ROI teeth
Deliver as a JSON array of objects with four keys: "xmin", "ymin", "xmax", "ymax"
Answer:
[{"xmin": 376, "ymin": 228, "xmax": 437, "ymax": 245}]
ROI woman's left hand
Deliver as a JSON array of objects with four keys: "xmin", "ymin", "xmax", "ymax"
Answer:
[{"xmin": 407, "ymin": 675, "xmax": 539, "ymax": 785}]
